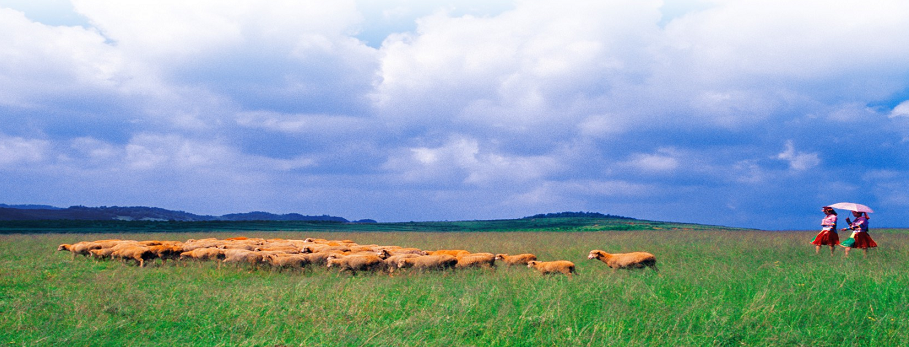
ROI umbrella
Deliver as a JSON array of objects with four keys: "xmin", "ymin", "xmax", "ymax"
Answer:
[{"xmin": 826, "ymin": 202, "xmax": 874, "ymax": 213}]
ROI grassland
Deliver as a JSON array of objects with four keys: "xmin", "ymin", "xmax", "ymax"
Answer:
[{"xmin": 2, "ymin": 228, "xmax": 908, "ymax": 346}]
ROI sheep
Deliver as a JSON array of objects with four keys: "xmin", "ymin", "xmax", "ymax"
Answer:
[
  {"xmin": 256, "ymin": 246, "xmax": 301, "ymax": 254},
  {"xmin": 378, "ymin": 247, "xmax": 427, "ymax": 256},
  {"xmin": 527, "ymin": 260, "xmax": 576, "ymax": 277},
  {"xmin": 456, "ymin": 253, "xmax": 496, "ymax": 269},
  {"xmin": 301, "ymin": 245, "xmax": 351, "ymax": 254},
  {"xmin": 382, "ymin": 254, "xmax": 421, "ymax": 273},
  {"xmin": 111, "ymin": 246, "xmax": 157, "ymax": 267},
  {"xmin": 88, "ymin": 247, "xmax": 117, "ymax": 260},
  {"xmin": 221, "ymin": 249, "xmax": 267, "ymax": 270},
  {"xmin": 147, "ymin": 245, "xmax": 183, "ymax": 265},
  {"xmin": 59, "ymin": 241, "xmax": 103, "ymax": 259},
  {"xmin": 494, "ymin": 253, "xmax": 538, "ymax": 266},
  {"xmin": 326, "ymin": 254, "xmax": 384, "ymax": 274},
  {"xmin": 396, "ymin": 254, "xmax": 458, "ymax": 271},
  {"xmin": 266, "ymin": 254, "xmax": 311, "ymax": 271},
  {"xmin": 181, "ymin": 239, "xmax": 225, "ymax": 251},
  {"xmin": 300, "ymin": 252, "xmax": 335, "ymax": 266},
  {"xmin": 179, "ymin": 248, "xmax": 225, "ymax": 263},
  {"xmin": 429, "ymin": 249, "xmax": 471, "ymax": 258},
  {"xmin": 587, "ymin": 250, "xmax": 658, "ymax": 272}
]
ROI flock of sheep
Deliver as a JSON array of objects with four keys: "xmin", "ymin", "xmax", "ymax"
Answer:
[{"xmin": 57, "ymin": 237, "xmax": 658, "ymax": 276}]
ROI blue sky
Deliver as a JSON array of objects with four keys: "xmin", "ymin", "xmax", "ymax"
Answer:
[{"xmin": 1, "ymin": 0, "xmax": 908, "ymax": 229}]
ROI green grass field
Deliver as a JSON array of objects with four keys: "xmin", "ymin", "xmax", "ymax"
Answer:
[{"xmin": 2, "ymin": 229, "xmax": 908, "ymax": 346}]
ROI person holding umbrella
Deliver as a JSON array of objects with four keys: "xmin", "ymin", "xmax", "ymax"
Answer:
[
  {"xmin": 840, "ymin": 210, "xmax": 877, "ymax": 257},
  {"xmin": 811, "ymin": 206, "xmax": 839, "ymax": 255}
]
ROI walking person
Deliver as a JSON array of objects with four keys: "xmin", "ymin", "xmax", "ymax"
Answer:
[
  {"xmin": 840, "ymin": 211, "xmax": 877, "ymax": 257},
  {"xmin": 811, "ymin": 206, "xmax": 839, "ymax": 255}
]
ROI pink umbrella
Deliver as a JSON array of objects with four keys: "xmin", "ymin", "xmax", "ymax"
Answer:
[{"xmin": 826, "ymin": 202, "xmax": 874, "ymax": 213}]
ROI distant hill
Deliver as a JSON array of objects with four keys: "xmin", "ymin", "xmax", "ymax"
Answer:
[
  {"xmin": 0, "ymin": 205, "xmax": 349, "ymax": 223},
  {"xmin": 522, "ymin": 211, "xmax": 635, "ymax": 220},
  {"xmin": 219, "ymin": 212, "xmax": 348, "ymax": 223},
  {"xmin": 0, "ymin": 204, "xmax": 63, "ymax": 210}
]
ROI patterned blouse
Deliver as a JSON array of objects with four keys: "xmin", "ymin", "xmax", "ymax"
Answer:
[{"xmin": 821, "ymin": 215, "xmax": 837, "ymax": 229}]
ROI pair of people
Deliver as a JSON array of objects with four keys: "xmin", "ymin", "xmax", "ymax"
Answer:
[{"xmin": 811, "ymin": 206, "xmax": 877, "ymax": 256}]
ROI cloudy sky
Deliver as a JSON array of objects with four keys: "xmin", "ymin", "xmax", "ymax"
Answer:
[{"xmin": 1, "ymin": 0, "xmax": 908, "ymax": 229}]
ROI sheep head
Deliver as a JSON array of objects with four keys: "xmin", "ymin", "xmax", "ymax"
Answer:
[
  {"xmin": 588, "ymin": 250, "xmax": 606, "ymax": 259},
  {"xmin": 526, "ymin": 261, "xmax": 539, "ymax": 268}
]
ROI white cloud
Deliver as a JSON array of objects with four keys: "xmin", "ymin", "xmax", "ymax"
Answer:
[
  {"xmin": 383, "ymin": 135, "xmax": 562, "ymax": 186},
  {"xmin": 235, "ymin": 111, "xmax": 368, "ymax": 135},
  {"xmin": 776, "ymin": 140, "xmax": 820, "ymax": 171},
  {"xmin": 0, "ymin": 8, "xmax": 125, "ymax": 106},
  {"xmin": 622, "ymin": 150, "xmax": 680, "ymax": 173},
  {"xmin": 372, "ymin": 0, "xmax": 662, "ymax": 125},
  {"xmin": 890, "ymin": 101, "xmax": 909, "ymax": 118},
  {"xmin": 0, "ymin": 134, "xmax": 50, "ymax": 166}
]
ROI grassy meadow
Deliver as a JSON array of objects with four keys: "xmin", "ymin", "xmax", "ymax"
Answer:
[{"xmin": 2, "ymin": 228, "xmax": 909, "ymax": 346}]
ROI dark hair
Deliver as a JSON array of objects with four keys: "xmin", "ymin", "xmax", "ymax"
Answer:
[{"xmin": 824, "ymin": 207, "xmax": 837, "ymax": 215}]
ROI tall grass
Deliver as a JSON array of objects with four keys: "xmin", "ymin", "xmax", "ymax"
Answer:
[{"xmin": 2, "ymin": 230, "xmax": 908, "ymax": 346}]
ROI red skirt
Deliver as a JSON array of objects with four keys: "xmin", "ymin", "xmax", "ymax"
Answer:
[
  {"xmin": 811, "ymin": 229, "xmax": 840, "ymax": 246},
  {"xmin": 852, "ymin": 232, "xmax": 878, "ymax": 249}
]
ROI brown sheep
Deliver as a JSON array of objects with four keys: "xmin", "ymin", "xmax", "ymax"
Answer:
[
  {"xmin": 266, "ymin": 254, "xmax": 310, "ymax": 271},
  {"xmin": 58, "ymin": 241, "xmax": 103, "ymax": 259},
  {"xmin": 222, "ymin": 249, "xmax": 267, "ymax": 269},
  {"xmin": 382, "ymin": 254, "xmax": 421, "ymax": 273},
  {"xmin": 299, "ymin": 252, "xmax": 335, "ymax": 266},
  {"xmin": 88, "ymin": 247, "xmax": 117, "ymax": 260},
  {"xmin": 147, "ymin": 245, "xmax": 183, "ymax": 265},
  {"xmin": 456, "ymin": 253, "xmax": 496, "ymax": 269},
  {"xmin": 256, "ymin": 246, "xmax": 301, "ymax": 253},
  {"xmin": 587, "ymin": 250, "xmax": 657, "ymax": 272},
  {"xmin": 396, "ymin": 254, "xmax": 458, "ymax": 271},
  {"xmin": 527, "ymin": 260, "xmax": 576, "ymax": 277},
  {"xmin": 111, "ymin": 246, "xmax": 157, "ymax": 267},
  {"xmin": 494, "ymin": 253, "xmax": 537, "ymax": 266},
  {"xmin": 179, "ymin": 248, "xmax": 225, "ymax": 263},
  {"xmin": 429, "ymin": 249, "xmax": 471, "ymax": 258},
  {"xmin": 326, "ymin": 254, "xmax": 384, "ymax": 274}
]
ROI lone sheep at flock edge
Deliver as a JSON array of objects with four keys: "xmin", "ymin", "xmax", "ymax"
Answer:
[{"xmin": 587, "ymin": 250, "xmax": 658, "ymax": 272}]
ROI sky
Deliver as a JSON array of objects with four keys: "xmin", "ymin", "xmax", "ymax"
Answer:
[{"xmin": 1, "ymin": 0, "xmax": 908, "ymax": 230}]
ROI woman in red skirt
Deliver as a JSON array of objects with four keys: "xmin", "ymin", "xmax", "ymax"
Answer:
[
  {"xmin": 840, "ymin": 211, "xmax": 877, "ymax": 257},
  {"xmin": 811, "ymin": 206, "xmax": 839, "ymax": 255}
]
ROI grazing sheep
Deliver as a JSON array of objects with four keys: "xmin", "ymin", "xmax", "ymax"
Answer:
[
  {"xmin": 266, "ymin": 254, "xmax": 311, "ymax": 271},
  {"xmin": 222, "ymin": 249, "xmax": 267, "ymax": 269},
  {"xmin": 396, "ymin": 254, "xmax": 458, "ymax": 271},
  {"xmin": 527, "ymin": 260, "xmax": 576, "ymax": 277},
  {"xmin": 147, "ymin": 245, "xmax": 183, "ymax": 265},
  {"xmin": 300, "ymin": 252, "xmax": 335, "ymax": 266},
  {"xmin": 256, "ymin": 246, "xmax": 301, "ymax": 253},
  {"xmin": 587, "ymin": 250, "xmax": 658, "ymax": 272},
  {"xmin": 494, "ymin": 253, "xmax": 538, "ymax": 266},
  {"xmin": 59, "ymin": 241, "xmax": 103, "ymax": 259},
  {"xmin": 326, "ymin": 254, "xmax": 384, "ymax": 274},
  {"xmin": 382, "ymin": 254, "xmax": 421, "ymax": 273},
  {"xmin": 88, "ymin": 247, "xmax": 117, "ymax": 260},
  {"xmin": 429, "ymin": 249, "xmax": 471, "ymax": 258},
  {"xmin": 456, "ymin": 253, "xmax": 496, "ymax": 269},
  {"xmin": 111, "ymin": 246, "xmax": 157, "ymax": 267},
  {"xmin": 179, "ymin": 248, "xmax": 225, "ymax": 263},
  {"xmin": 219, "ymin": 243, "xmax": 259, "ymax": 251},
  {"xmin": 182, "ymin": 239, "xmax": 226, "ymax": 251}
]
